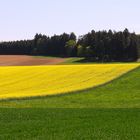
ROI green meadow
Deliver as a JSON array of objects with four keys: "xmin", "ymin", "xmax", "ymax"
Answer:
[{"xmin": 0, "ymin": 66, "xmax": 139, "ymax": 140}]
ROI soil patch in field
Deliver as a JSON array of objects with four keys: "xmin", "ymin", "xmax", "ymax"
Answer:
[{"xmin": 0, "ymin": 55, "xmax": 66, "ymax": 66}]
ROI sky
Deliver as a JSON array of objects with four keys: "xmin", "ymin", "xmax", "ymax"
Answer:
[{"xmin": 0, "ymin": 0, "xmax": 140, "ymax": 41}]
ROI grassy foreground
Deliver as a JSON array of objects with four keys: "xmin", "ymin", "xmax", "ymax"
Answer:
[
  {"xmin": 0, "ymin": 66, "xmax": 140, "ymax": 139},
  {"xmin": 0, "ymin": 108, "xmax": 139, "ymax": 140}
]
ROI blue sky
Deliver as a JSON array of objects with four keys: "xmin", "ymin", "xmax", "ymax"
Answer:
[{"xmin": 0, "ymin": 0, "xmax": 140, "ymax": 41}]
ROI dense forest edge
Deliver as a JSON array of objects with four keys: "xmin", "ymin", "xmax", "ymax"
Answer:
[{"xmin": 0, "ymin": 28, "xmax": 140, "ymax": 62}]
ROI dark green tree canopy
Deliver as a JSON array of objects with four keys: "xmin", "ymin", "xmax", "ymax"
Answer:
[{"xmin": 0, "ymin": 29, "xmax": 140, "ymax": 62}]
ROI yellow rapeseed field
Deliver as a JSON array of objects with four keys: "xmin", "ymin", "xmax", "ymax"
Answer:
[{"xmin": 0, "ymin": 64, "xmax": 139, "ymax": 99}]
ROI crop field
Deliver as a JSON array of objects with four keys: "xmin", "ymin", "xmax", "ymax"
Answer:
[
  {"xmin": 0, "ymin": 55, "xmax": 67, "ymax": 66},
  {"xmin": 0, "ymin": 64, "xmax": 139, "ymax": 100},
  {"xmin": 0, "ymin": 63, "xmax": 140, "ymax": 140}
]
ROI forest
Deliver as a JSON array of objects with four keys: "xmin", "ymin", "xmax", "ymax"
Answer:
[{"xmin": 0, "ymin": 29, "xmax": 140, "ymax": 62}]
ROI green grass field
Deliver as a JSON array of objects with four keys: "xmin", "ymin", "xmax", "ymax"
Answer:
[{"xmin": 0, "ymin": 66, "xmax": 140, "ymax": 139}]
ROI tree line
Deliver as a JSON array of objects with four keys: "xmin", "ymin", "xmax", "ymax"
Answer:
[{"xmin": 0, "ymin": 29, "xmax": 140, "ymax": 62}]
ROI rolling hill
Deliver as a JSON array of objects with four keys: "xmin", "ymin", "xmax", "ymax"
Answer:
[
  {"xmin": 0, "ymin": 64, "xmax": 140, "ymax": 139},
  {"xmin": 0, "ymin": 64, "xmax": 139, "ymax": 99}
]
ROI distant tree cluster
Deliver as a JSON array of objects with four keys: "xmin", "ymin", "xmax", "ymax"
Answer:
[
  {"xmin": 0, "ymin": 40, "xmax": 34, "ymax": 55},
  {"xmin": 0, "ymin": 29, "xmax": 140, "ymax": 62},
  {"xmin": 33, "ymin": 32, "xmax": 77, "ymax": 56},
  {"xmin": 78, "ymin": 29, "xmax": 140, "ymax": 62}
]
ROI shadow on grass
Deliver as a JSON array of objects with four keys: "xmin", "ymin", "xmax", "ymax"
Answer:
[{"xmin": 74, "ymin": 58, "xmax": 137, "ymax": 64}]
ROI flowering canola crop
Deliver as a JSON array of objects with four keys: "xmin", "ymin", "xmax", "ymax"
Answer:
[{"xmin": 0, "ymin": 64, "xmax": 139, "ymax": 99}]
